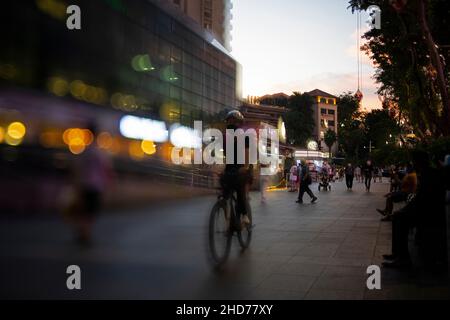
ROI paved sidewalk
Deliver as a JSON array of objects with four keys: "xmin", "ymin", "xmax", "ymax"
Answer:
[{"xmin": 0, "ymin": 178, "xmax": 448, "ymax": 299}]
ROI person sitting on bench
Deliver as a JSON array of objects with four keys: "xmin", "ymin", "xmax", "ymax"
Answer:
[{"xmin": 377, "ymin": 163, "xmax": 417, "ymax": 221}]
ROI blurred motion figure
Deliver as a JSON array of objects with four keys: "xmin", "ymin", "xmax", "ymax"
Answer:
[{"xmin": 70, "ymin": 123, "xmax": 113, "ymax": 246}]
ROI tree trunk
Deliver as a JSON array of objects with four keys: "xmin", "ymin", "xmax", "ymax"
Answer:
[{"xmin": 417, "ymin": 0, "xmax": 450, "ymax": 135}]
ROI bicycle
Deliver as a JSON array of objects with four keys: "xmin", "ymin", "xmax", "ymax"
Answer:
[{"xmin": 208, "ymin": 187, "xmax": 253, "ymax": 267}]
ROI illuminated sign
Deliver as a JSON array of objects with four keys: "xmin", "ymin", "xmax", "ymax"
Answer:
[
  {"xmin": 119, "ymin": 115, "xmax": 168, "ymax": 142},
  {"xmin": 307, "ymin": 140, "xmax": 318, "ymax": 151},
  {"xmin": 170, "ymin": 123, "xmax": 202, "ymax": 148}
]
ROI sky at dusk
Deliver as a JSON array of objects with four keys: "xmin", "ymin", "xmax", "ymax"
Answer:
[{"xmin": 231, "ymin": 0, "xmax": 381, "ymax": 110}]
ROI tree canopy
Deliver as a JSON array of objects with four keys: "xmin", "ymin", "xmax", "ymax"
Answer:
[
  {"xmin": 284, "ymin": 92, "xmax": 315, "ymax": 147},
  {"xmin": 348, "ymin": 0, "xmax": 450, "ymax": 137}
]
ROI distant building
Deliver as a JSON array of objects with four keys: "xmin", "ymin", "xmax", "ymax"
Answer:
[
  {"xmin": 256, "ymin": 92, "xmax": 289, "ymax": 107},
  {"xmin": 306, "ymin": 89, "xmax": 338, "ymax": 154},
  {"xmin": 241, "ymin": 102, "xmax": 293, "ymax": 156},
  {"xmin": 167, "ymin": 0, "xmax": 232, "ymax": 51},
  {"xmin": 246, "ymin": 89, "xmax": 339, "ymax": 154},
  {"xmin": 241, "ymin": 102, "xmax": 287, "ymax": 131}
]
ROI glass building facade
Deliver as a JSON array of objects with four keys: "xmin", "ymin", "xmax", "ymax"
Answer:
[
  {"xmin": 0, "ymin": 0, "xmax": 242, "ymax": 212},
  {"xmin": 0, "ymin": 0, "xmax": 240, "ymax": 127}
]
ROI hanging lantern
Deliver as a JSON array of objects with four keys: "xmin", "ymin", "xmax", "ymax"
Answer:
[{"xmin": 355, "ymin": 89, "xmax": 363, "ymax": 102}]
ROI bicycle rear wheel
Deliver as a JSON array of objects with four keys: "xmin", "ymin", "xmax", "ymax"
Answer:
[
  {"xmin": 238, "ymin": 201, "xmax": 252, "ymax": 249},
  {"xmin": 208, "ymin": 200, "xmax": 232, "ymax": 265}
]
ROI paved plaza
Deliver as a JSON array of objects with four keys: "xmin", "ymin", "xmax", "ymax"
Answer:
[{"xmin": 1, "ymin": 178, "xmax": 449, "ymax": 299}]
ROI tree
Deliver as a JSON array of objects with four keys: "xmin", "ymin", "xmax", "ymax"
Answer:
[
  {"xmin": 284, "ymin": 92, "xmax": 315, "ymax": 147},
  {"xmin": 337, "ymin": 92, "xmax": 360, "ymax": 126},
  {"xmin": 348, "ymin": 0, "xmax": 450, "ymax": 137},
  {"xmin": 339, "ymin": 116, "xmax": 366, "ymax": 163},
  {"xmin": 364, "ymin": 109, "xmax": 400, "ymax": 150},
  {"xmin": 324, "ymin": 129, "xmax": 337, "ymax": 157}
]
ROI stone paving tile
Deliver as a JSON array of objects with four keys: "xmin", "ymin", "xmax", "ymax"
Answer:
[
  {"xmin": 321, "ymin": 265, "xmax": 367, "ymax": 277},
  {"xmin": 313, "ymin": 233, "xmax": 347, "ymax": 244},
  {"xmin": 296, "ymin": 243, "xmax": 341, "ymax": 258},
  {"xmin": 277, "ymin": 262, "xmax": 325, "ymax": 277},
  {"xmin": 257, "ymin": 274, "xmax": 317, "ymax": 292},
  {"xmin": 310, "ymin": 275, "xmax": 367, "ymax": 292}
]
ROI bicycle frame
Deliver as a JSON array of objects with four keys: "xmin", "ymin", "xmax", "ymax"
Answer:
[{"xmin": 218, "ymin": 190, "xmax": 239, "ymax": 233}]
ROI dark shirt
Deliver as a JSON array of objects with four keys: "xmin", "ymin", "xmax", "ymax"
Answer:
[
  {"xmin": 405, "ymin": 167, "xmax": 446, "ymax": 227},
  {"xmin": 363, "ymin": 164, "xmax": 374, "ymax": 177},
  {"xmin": 224, "ymin": 124, "xmax": 250, "ymax": 172},
  {"xmin": 345, "ymin": 166, "xmax": 354, "ymax": 176},
  {"xmin": 301, "ymin": 165, "xmax": 310, "ymax": 183}
]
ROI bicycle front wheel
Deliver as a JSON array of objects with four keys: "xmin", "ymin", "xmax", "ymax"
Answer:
[
  {"xmin": 238, "ymin": 201, "xmax": 252, "ymax": 249},
  {"xmin": 208, "ymin": 200, "xmax": 232, "ymax": 266}
]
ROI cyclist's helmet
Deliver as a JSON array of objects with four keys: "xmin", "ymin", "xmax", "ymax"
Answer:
[{"xmin": 225, "ymin": 110, "xmax": 244, "ymax": 122}]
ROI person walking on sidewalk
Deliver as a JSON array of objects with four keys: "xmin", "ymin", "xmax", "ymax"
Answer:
[
  {"xmin": 345, "ymin": 163, "xmax": 355, "ymax": 190},
  {"xmin": 296, "ymin": 160, "xmax": 318, "ymax": 204},
  {"xmin": 363, "ymin": 159, "xmax": 374, "ymax": 192},
  {"xmin": 289, "ymin": 163, "xmax": 299, "ymax": 192},
  {"xmin": 354, "ymin": 165, "xmax": 362, "ymax": 183}
]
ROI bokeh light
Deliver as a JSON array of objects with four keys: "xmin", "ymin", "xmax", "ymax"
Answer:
[
  {"xmin": 0, "ymin": 127, "xmax": 5, "ymax": 143},
  {"xmin": 35, "ymin": 0, "xmax": 67, "ymax": 20},
  {"xmin": 128, "ymin": 140, "xmax": 145, "ymax": 160},
  {"xmin": 110, "ymin": 137, "xmax": 122, "ymax": 155},
  {"xmin": 131, "ymin": 54, "xmax": 155, "ymax": 72},
  {"xmin": 97, "ymin": 132, "xmax": 113, "ymax": 150},
  {"xmin": 47, "ymin": 77, "xmax": 69, "ymax": 96},
  {"xmin": 141, "ymin": 140, "xmax": 156, "ymax": 155},
  {"xmin": 68, "ymin": 138, "xmax": 86, "ymax": 155},
  {"xmin": 160, "ymin": 65, "xmax": 179, "ymax": 82},
  {"xmin": 7, "ymin": 122, "xmax": 26, "ymax": 140},
  {"xmin": 70, "ymin": 80, "xmax": 87, "ymax": 99},
  {"xmin": 63, "ymin": 128, "xmax": 94, "ymax": 154},
  {"xmin": 5, "ymin": 135, "xmax": 23, "ymax": 146}
]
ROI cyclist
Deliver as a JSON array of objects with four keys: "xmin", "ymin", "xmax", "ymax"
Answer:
[{"xmin": 221, "ymin": 110, "xmax": 253, "ymax": 229}]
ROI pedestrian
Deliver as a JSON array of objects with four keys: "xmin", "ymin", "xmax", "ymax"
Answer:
[
  {"xmin": 69, "ymin": 123, "xmax": 113, "ymax": 246},
  {"xmin": 289, "ymin": 163, "xmax": 299, "ymax": 192},
  {"xmin": 345, "ymin": 163, "xmax": 354, "ymax": 190},
  {"xmin": 362, "ymin": 160, "xmax": 374, "ymax": 192},
  {"xmin": 355, "ymin": 165, "xmax": 361, "ymax": 183},
  {"xmin": 373, "ymin": 167, "xmax": 379, "ymax": 183},
  {"xmin": 296, "ymin": 160, "xmax": 318, "ymax": 204},
  {"xmin": 383, "ymin": 151, "xmax": 447, "ymax": 270},
  {"xmin": 378, "ymin": 167, "xmax": 383, "ymax": 182},
  {"xmin": 260, "ymin": 163, "xmax": 269, "ymax": 203}
]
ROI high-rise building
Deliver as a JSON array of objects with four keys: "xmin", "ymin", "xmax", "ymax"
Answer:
[
  {"xmin": 306, "ymin": 89, "xmax": 339, "ymax": 153},
  {"xmin": 167, "ymin": 0, "xmax": 232, "ymax": 51}
]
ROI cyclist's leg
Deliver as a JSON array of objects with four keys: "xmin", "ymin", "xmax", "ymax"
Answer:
[{"xmin": 235, "ymin": 177, "xmax": 247, "ymax": 219}]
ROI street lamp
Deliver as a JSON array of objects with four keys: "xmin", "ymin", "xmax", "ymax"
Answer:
[{"xmin": 364, "ymin": 140, "xmax": 375, "ymax": 154}]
